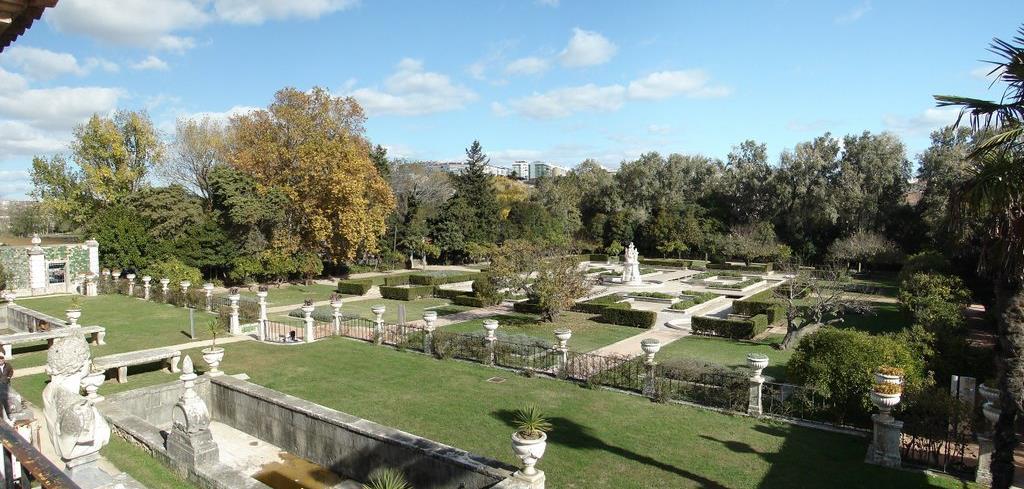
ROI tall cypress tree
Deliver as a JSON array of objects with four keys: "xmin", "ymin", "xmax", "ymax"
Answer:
[{"xmin": 452, "ymin": 140, "xmax": 500, "ymax": 243}]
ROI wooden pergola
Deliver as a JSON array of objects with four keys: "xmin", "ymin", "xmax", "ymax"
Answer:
[{"xmin": 0, "ymin": 0, "xmax": 58, "ymax": 53}]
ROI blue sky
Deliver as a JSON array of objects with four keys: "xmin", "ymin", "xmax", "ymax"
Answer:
[{"xmin": 0, "ymin": 0, "xmax": 1019, "ymax": 198}]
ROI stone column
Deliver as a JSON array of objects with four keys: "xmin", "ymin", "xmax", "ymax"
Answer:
[
  {"xmin": 371, "ymin": 305, "xmax": 386, "ymax": 345},
  {"xmin": 865, "ymin": 386, "xmax": 903, "ymax": 468},
  {"xmin": 302, "ymin": 302, "xmax": 315, "ymax": 343},
  {"xmin": 554, "ymin": 329, "xmax": 571, "ymax": 374},
  {"xmin": 330, "ymin": 296, "xmax": 343, "ymax": 337},
  {"xmin": 27, "ymin": 235, "xmax": 45, "ymax": 295},
  {"xmin": 160, "ymin": 278, "xmax": 170, "ymax": 295},
  {"xmin": 85, "ymin": 239, "xmax": 100, "ymax": 277},
  {"xmin": 422, "ymin": 311, "xmax": 437, "ymax": 354},
  {"xmin": 747, "ymin": 354, "xmax": 769, "ymax": 416},
  {"xmin": 85, "ymin": 273, "xmax": 97, "ymax": 297},
  {"xmin": 257, "ymin": 288, "xmax": 269, "ymax": 341},
  {"xmin": 126, "ymin": 273, "xmax": 136, "ymax": 297},
  {"xmin": 977, "ymin": 384, "xmax": 999, "ymax": 485},
  {"xmin": 203, "ymin": 283, "xmax": 214, "ymax": 312},
  {"xmin": 142, "ymin": 276, "xmax": 152, "ymax": 300},
  {"xmin": 641, "ymin": 338, "xmax": 661, "ymax": 398},
  {"xmin": 228, "ymin": 292, "xmax": 241, "ymax": 335},
  {"xmin": 483, "ymin": 319, "xmax": 499, "ymax": 365},
  {"xmin": 166, "ymin": 356, "xmax": 219, "ymax": 467}
]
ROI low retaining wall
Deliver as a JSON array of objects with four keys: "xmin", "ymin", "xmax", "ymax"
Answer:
[
  {"xmin": 101, "ymin": 374, "xmax": 517, "ymax": 489},
  {"xmin": 2, "ymin": 303, "xmax": 67, "ymax": 332}
]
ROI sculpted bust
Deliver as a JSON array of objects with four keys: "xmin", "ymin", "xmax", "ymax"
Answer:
[{"xmin": 42, "ymin": 331, "xmax": 110, "ymax": 467}]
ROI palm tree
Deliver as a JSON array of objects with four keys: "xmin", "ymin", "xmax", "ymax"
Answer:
[{"xmin": 934, "ymin": 25, "xmax": 1024, "ymax": 489}]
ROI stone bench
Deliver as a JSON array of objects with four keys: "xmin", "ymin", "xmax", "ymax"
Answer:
[
  {"xmin": 0, "ymin": 326, "xmax": 106, "ymax": 358},
  {"xmin": 93, "ymin": 347, "xmax": 181, "ymax": 384}
]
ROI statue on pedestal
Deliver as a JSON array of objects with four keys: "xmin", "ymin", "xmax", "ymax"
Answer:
[
  {"xmin": 42, "ymin": 330, "xmax": 110, "ymax": 487},
  {"xmin": 620, "ymin": 242, "xmax": 643, "ymax": 285}
]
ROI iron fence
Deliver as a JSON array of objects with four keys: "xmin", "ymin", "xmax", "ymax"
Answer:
[{"xmin": 762, "ymin": 382, "xmax": 836, "ymax": 423}]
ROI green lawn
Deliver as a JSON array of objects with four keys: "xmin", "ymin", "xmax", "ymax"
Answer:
[
  {"xmin": 441, "ymin": 311, "xmax": 640, "ymax": 352},
  {"xmin": 102, "ymin": 437, "xmax": 198, "ymax": 489},
  {"xmin": 279, "ymin": 297, "xmax": 474, "ymax": 324},
  {"xmin": 848, "ymin": 273, "xmax": 900, "ymax": 298},
  {"xmin": 656, "ymin": 335, "xmax": 793, "ymax": 381},
  {"xmin": 839, "ymin": 302, "xmax": 911, "ymax": 335},
  {"xmin": 12, "ymin": 295, "xmax": 215, "ymax": 368},
  {"xmin": 11, "ymin": 338, "xmax": 971, "ymax": 488},
  {"xmin": 233, "ymin": 283, "xmax": 342, "ymax": 306}
]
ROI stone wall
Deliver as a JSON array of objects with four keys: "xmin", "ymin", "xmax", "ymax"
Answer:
[
  {"xmin": 2, "ymin": 303, "xmax": 67, "ymax": 332},
  {"xmin": 0, "ymin": 243, "xmax": 90, "ymax": 295},
  {"xmin": 210, "ymin": 375, "xmax": 512, "ymax": 489}
]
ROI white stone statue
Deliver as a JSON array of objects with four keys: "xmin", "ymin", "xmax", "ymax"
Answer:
[
  {"xmin": 166, "ymin": 356, "xmax": 219, "ymax": 466},
  {"xmin": 620, "ymin": 242, "xmax": 643, "ymax": 285},
  {"xmin": 43, "ymin": 329, "xmax": 111, "ymax": 485}
]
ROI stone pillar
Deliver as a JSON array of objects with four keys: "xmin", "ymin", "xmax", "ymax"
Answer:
[
  {"xmin": 977, "ymin": 384, "xmax": 999, "ymax": 485},
  {"xmin": 166, "ymin": 356, "xmax": 219, "ymax": 467},
  {"xmin": 640, "ymin": 338, "xmax": 661, "ymax": 398},
  {"xmin": 257, "ymin": 289, "xmax": 269, "ymax": 341},
  {"xmin": 865, "ymin": 387, "xmax": 903, "ymax": 468},
  {"xmin": 85, "ymin": 273, "xmax": 97, "ymax": 297},
  {"xmin": 125, "ymin": 273, "xmax": 136, "ymax": 297},
  {"xmin": 747, "ymin": 354, "xmax": 769, "ymax": 416},
  {"xmin": 228, "ymin": 292, "xmax": 241, "ymax": 335},
  {"xmin": 27, "ymin": 235, "xmax": 45, "ymax": 295},
  {"xmin": 371, "ymin": 305, "xmax": 386, "ymax": 345},
  {"xmin": 142, "ymin": 276, "xmax": 152, "ymax": 300},
  {"xmin": 422, "ymin": 311, "xmax": 437, "ymax": 355},
  {"xmin": 301, "ymin": 303, "xmax": 315, "ymax": 343},
  {"xmin": 160, "ymin": 278, "xmax": 170, "ymax": 295},
  {"xmin": 85, "ymin": 239, "xmax": 100, "ymax": 277},
  {"xmin": 180, "ymin": 280, "xmax": 191, "ymax": 296},
  {"xmin": 330, "ymin": 297, "xmax": 343, "ymax": 337},
  {"xmin": 554, "ymin": 329, "xmax": 571, "ymax": 374},
  {"xmin": 483, "ymin": 319, "xmax": 499, "ymax": 366},
  {"xmin": 203, "ymin": 283, "xmax": 214, "ymax": 312}
]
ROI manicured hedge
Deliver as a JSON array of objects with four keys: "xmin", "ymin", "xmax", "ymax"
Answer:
[
  {"xmin": 691, "ymin": 314, "xmax": 768, "ymax": 339},
  {"xmin": 337, "ymin": 279, "xmax": 373, "ymax": 295},
  {"xmin": 709, "ymin": 278, "xmax": 761, "ymax": 290},
  {"xmin": 409, "ymin": 271, "xmax": 483, "ymax": 286},
  {"xmin": 512, "ymin": 301, "xmax": 543, "ymax": 314},
  {"xmin": 383, "ymin": 275, "xmax": 410, "ymax": 286},
  {"xmin": 571, "ymin": 294, "xmax": 624, "ymax": 314},
  {"xmin": 453, "ymin": 295, "xmax": 487, "ymax": 307},
  {"xmin": 379, "ymin": 284, "xmax": 435, "ymax": 301},
  {"xmin": 434, "ymin": 288, "xmax": 472, "ymax": 300},
  {"xmin": 588, "ymin": 253, "xmax": 609, "ymax": 262},
  {"xmin": 707, "ymin": 262, "xmax": 773, "ymax": 273},
  {"xmin": 638, "ymin": 258, "xmax": 709, "ymax": 270},
  {"xmin": 732, "ymin": 290, "xmax": 785, "ymax": 323},
  {"xmin": 599, "ymin": 305, "xmax": 657, "ymax": 328}
]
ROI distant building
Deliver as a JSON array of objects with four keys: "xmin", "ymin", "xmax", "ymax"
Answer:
[
  {"xmin": 511, "ymin": 161, "xmax": 531, "ymax": 179},
  {"xmin": 421, "ymin": 161, "xmax": 510, "ymax": 177}
]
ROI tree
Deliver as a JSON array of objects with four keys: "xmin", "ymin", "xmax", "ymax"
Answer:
[
  {"xmin": 722, "ymin": 222, "xmax": 788, "ymax": 265},
  {"xmin": 772, "ymin": 134, "xmax": 842, "ymax": 258},
  {"xmin": 370, "ymin": 144, "xmax": 390, "ymax": 179},
  {"xmin": 448, "ymin": 140, "xmax": 501, "ymax": 243},
  {"xmin": 774, "ymin": 268, "xmax": 871, "ymax": 349},
  {"xmin": 86, "ymin": 204, "xmax": 151, "ymax": 270},
  {"xmin": 0, "ymin": 263, "xmax": 11, "ymax": 293},
  {"xmin": 834, "ymin": 131, "xmax": 911, "ymax": 235},
  {"xmin": 161, "ymin": 117, "xmax": 226, "ymax": 202},
  {"xmin": 228, "ymin": 87, "xmax": 395, "ymax": 262},
  {"xmin": 827, "ymin": 230, "xmax": 900, "ymax": 272},
  {"xmin": 934, "ymin": 26, "xmax": 1024, "ymax": 487},
  {"xmin": 722, "ymin": 140, "xmax": 775, "ymax": 225},
  {"xmin": 490, "ymin": 241, "xmax": 589, "ymax": 321}
]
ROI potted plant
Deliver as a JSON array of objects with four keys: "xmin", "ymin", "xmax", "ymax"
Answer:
[
  {"xmin": 202, "ymin": 318, "xmax": 226, "ymax": 376},
  {"xmin": 510, "ymin": 406, "xmax": 552, "ymax": 479},
  {"xmin": 874, "ymin": 366, "xmax": 904, "ymax": 385},
  {"xmin": 66, "ymin": 296, "xmax": 83, "ymax": 325},
  {"xmin": 869, "ymin": 382, "xmax": 902, "ymax": 418},
  {"xmin": 361, "ymin": 468, "xmax": 411, "ymax": 489}
]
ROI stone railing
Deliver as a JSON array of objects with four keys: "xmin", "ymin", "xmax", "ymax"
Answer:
[{"xmin": 2, "ymin": 304, "xmax": 67, "ymax": 333}]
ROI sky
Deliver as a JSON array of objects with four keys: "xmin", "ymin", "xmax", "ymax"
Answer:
[{"xmin": 0, "ymin": 0, "xmax": 1020, "ymax": 199}]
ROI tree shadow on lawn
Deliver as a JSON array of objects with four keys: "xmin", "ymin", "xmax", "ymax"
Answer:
[
  {"xmin": 491, "ymin": 409, "xmax": 728, "ymax": 488},
  {"xmin": 700, "ymin": 424, "xmax": 964, "ymax": 489}
]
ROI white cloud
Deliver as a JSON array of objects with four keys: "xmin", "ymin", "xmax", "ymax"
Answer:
[
  {"xmin": 212, "ymin": 0, "xmax": 358, "ymax": 24},
  {"xmin": 47, "ymin": 0, "xmax": 355, "ymax": 52},
  {"xmin": 0, "ymin": 170, "xmax": 34, "ymax": 200},
  {"xmin": 505, "ymin": 56, "xmax": 549, "ymax": 76},
  {"xmin": 627, "ymin": 70, "xmax": 730, "ymax": 99},
  {"xmin": 559, "ymin": 28, "xmax": 617, "ymax": 68},
  {"xmin": 131, "ymin": 56, "xmax": 170, "ymax": 71},
  {"xmin": 348, "ymin": 58, "xmax": 477, "ymax": 116},
  {"xmin": 84, "ymin": 57, "xmax": 120, "ymax": 73},
  {"xmin": 185, "ymin": 105, "xmax": 261, "ymax": 124},
  {"xmin": 882, "ymin": 107, "xmax": 960, "ymax": 136},
  {"xmin": 1, "ymin": 46, "xmax": 85, "ymax": 79},
  {"xmin": 508, "ymin": 84, "xmax": 626, "ymax": 119},
  {"xmin": 647, "ymin": 124, "xmax": 671, "ymax": 135},
  {"xmin": 835, "ymin": 1, "xmax": 871, "ymax": 24},
  {"xmin": 503, "ymin": 69, "xmax": 730, "ymax": 119}
]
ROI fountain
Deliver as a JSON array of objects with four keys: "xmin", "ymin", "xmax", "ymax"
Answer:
[{"xmin": 621, "ymin": 243, "xmax": 643, "ymax": 285}]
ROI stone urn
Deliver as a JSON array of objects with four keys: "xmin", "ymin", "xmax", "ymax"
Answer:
[
  {"xmin": 371, "ymin": 305, "xmax": 386, "ymax": 322},
  {"xmin": 126, "ymin": 273, "xmax": 136, "ymax": 282},
  {"xmin": 979, "ymin": 383, "xmax": 999, "ymax": 405},
  {"xmin": 554, "ymin": 328, "xmax": 572, "ymax": 349},
  {"xmin": 483, "ymin": 319, "xmax": 499, "ymax": 340},
  {"xmin": 202, "ymin": 347, "xmax": 225, "ymax": 376},
  {"xmin": 874, "ymin": 369, "xmax": 903, "ymax": 386},
  {"xmin": 81, "ymin": 370, "xmax": 105, "ymax": 402},
  {"xmin": 869, "ymin": 389, "xmax": 902, "ymax": 420},
  {"xmin": 65, "ymin": 308, "xmax": 82, "ymax": 326},
  {"xmin": 511, "ymin": 430, "xmax": 547, "ymax": 478},
  {"xmin": 422, "ymin": 311, "xmax": 438, "ymax": 331},
  {"xmin": 746, "ymin": 353, "xmax": 769, "ymax": 378},
  {"xmin": 640, "ymin": 338, "xmax": 661, "ymax": 363}
]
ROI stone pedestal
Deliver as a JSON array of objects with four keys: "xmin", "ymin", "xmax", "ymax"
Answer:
[
  {"xmin": 166, "ymin": 357, "xmax": 219, "ymax": 468},
  {"xmin": 85, "ymin": 239, "xmax": 100, "ymax": 277},
  {"xmin": 746, "ymin": 354, "xmax": 769, "ymax": 417},
  {"xmin": 484, "ymin": 319, "xmax": 498, "ymax": 366},
  {"xmin": 865, "ymin": 414, "xmax": 903, "ymax": 468},
  {"xmin": 509, "ymin": 470, "xmax": 545, "ymax": 489},
  {"xmin": 85, "ymin": 274, "xmax": 98, "ymax": 297},
  {"xmin": 27, "ymin": 236, "xmax": 45, "ymax": 295},
  {"xmin": 203, "ymin": 283, "xmax": 214, "ymax": 312},
  {"xmin": 330, "ymin": 300, "xmax": 343, "ymax": 336},
  {"xmin": 371, "ymin": 306, "xmax": 385, "ymax": 345},
  {"xmin": 142, "ymin": 276, "xmax": 151, "ymax": 300},
  {"xmin": 228, "ymin": 294, "xmax": 240, "ymax": 335},
  {"xmin": 301, "ymin": 305, "xmax": 315, "ymax": 343},
  {"xmin": 422, "ymin": 311, "xmax": 437, "ymax": 354},
  {"xmin": 257, "ymin": 291, "xmax": 269, "ymax": 341}
]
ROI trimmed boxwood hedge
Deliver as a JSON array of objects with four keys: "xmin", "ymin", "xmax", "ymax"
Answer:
[
  {"xmin": 691, "ymin": 314, "xmax": 768, "ymax": 339},
  {"xmin": 379, "ymin": 284, "xmax": 435, "ymax": 301},
  {"xmin": 588, "ymin": 253, "xmax": 609, "ymax": 262},
  {"xmin": 383, "ymin": 275, "xmax": 410, "ymax": 286},
  {"xmin": 434, "ymin": 288, "xmax": 472, "ymax": 300},
  {"xmin": 707, "ymin": 262, "xmax": 773, "ymax": 273},
  {"xmin": 512, "ymin": 301, "xmax": 543, "ymax": 314},
  {"xmin": 337, "ymin": 279, "xmax": 373, "ymax": 295},
  {"xmin": 731, "ymin": 290, "xmax": 785, "ymax": 323},
  {"xmin": 409, "ymin": 271, "xmax": 483, "ymax": 286},
  {"xmin": 453, "ymin": 295, "xmax": 487, "ymax": 307},
  {"xmin": 599, "ymin": 305, "xmax": 656, "ymax": 328},
  {"xmin": 571, "ymin": 293, "xmax": 624, "ymax": 314},
  {"xmin": 638, "ymin": 258, "xmax": 709, "ymax": 270}
]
